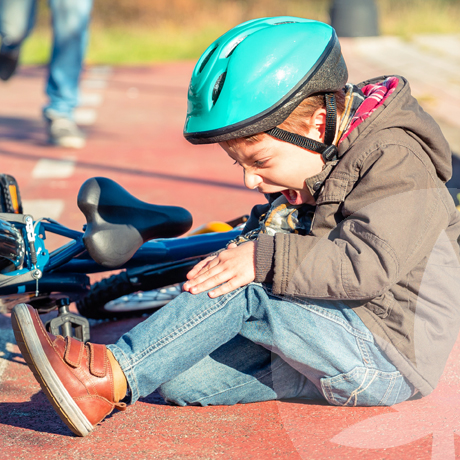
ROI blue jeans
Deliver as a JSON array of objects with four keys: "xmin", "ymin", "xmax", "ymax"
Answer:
[
  {"xmin": 0, "ymin": 0, "xmax": 93, "ymax": 118},
  {"xmin": 108, "ymin": 283, "xmax": 414, "ymax": 407}
]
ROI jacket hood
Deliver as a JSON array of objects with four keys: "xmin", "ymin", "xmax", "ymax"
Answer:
[{"xmin": 338, "ymin": 76, "xmax": 452, "ymax": 182}]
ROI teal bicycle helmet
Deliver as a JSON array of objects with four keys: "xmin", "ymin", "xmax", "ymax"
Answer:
[{"xmin": 183, "ymin": 17, "xmax": 348, "ymax": 161}]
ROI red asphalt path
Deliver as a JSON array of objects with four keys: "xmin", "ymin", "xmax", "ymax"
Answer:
[{"xmin": 0, "ymin": 38, "xmax": 459, "ymax": 459}]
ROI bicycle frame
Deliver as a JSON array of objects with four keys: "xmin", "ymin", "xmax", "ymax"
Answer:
[
  {"xmin": 44, "ymin": 221, "xmax": 240, "ymax": 273},
  {"xmin": 0, "ymin": 213, "xmax": 240, "ymax": 303}
]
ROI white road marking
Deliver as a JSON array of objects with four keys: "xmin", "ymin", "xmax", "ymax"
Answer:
[
  {"xmin": 87, "ymin": 65, "xmax": 113, "ymax": 77},
  {"xmin": 22, "ymin": 199, "xmax": 65, "ymax": 221},
  {"xmin": 79, "ymin": 92, "xmax": 103, "ymax": 107},
  {"xmin": 74, "ymin": 108, "xmax": 97, "ymax": 126},
  {"xmin": 76, "ymin": 65, "xmax": 111, "ymax": 124},
  {"xmin": 32, "ymin": 158, "xmax": 75, "ymax": 179},
  {"xmin": 81, "ymin": 79, "xmax": 108, "ymax": 89}
]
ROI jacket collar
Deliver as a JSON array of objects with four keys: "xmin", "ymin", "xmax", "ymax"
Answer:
[{"xmin": 304, "ymin": 160, "xmax": 339, "ymax": 198}]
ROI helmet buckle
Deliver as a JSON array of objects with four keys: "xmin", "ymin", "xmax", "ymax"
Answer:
[{"xmin": 322, "ymin": 145, "xmax": 338, "ymax": 162}]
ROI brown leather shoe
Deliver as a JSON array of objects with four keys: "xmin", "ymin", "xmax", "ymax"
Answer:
[{"xmin": 11, "ymin": 303, "xmax": 127, "ymax": 436}]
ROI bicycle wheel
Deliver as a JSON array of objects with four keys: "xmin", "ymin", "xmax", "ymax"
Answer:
[
  {"xmin": 103, "ymin": 283, "xmax": 183, "ymax": 313},
  {"xmin": 76, "ymin": 259, "xmax": 197, "ymax": 320},
  {"xmin": 77, "ymin": 276, "xmax": 183, "ymax": 320},
  {"xmin": 76, "ymin": 271, "xmax": 136, "ymax": 320}
]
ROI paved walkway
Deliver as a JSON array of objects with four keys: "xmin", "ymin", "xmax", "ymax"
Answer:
[{"xmin": 0, "ymin": 34, "xmax": 460, "ymax": 459}]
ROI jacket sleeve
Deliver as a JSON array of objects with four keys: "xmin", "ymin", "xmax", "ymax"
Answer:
[{"xmin": 256, "ymin": 144, "xmax": 452, "ymax": 299}]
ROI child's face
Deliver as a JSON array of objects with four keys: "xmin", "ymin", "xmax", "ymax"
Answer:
[{"xmin": 220, "ymin": 134, "xmax": 325, "ymax": 205}]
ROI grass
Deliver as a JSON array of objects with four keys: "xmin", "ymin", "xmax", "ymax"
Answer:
[
  {"xmin": 86, "ymin": 25, "xmax": 229, "ymax": 64},
  {"xmin": 379, "ymin": 0, "xmax": 460, "ymax": 37},
  {"xmin": 19, "ymin": 0, "xmax": 460, "ymax": 66},
  {"xmin": 20, "ymin": 24, "xmax": 231, "ymax": 66}
]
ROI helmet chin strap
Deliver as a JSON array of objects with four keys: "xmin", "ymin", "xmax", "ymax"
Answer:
[{"xmin": 265, "ymin": 93, "xmax": 339, "ymax": 162}]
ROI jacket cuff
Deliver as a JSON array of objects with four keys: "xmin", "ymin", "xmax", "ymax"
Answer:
[{"xmin": 255, "ymin": 234, "xmax": 275, "ymax": 283}]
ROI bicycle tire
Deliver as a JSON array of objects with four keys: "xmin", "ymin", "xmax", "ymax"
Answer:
[
  {"xmin": 76, "ymin": 259, "xmax": 196, "ymax": 320},
  {"xmin": 76, "ymin": 271, "xmax": 139, "ymax": 320}
]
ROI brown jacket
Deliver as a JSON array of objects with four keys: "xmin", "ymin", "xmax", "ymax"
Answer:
[{"xmin": 253, "ymin": 76, "xmax": 460, "ymax": 396}]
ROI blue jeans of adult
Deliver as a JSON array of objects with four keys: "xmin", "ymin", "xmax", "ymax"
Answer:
[
  {"xmin": 0, "ymin": 0, "xmax": 93, "ymax": 118},
  {"xmin": 107, "ymin": 283, "xmax": 414, "ymax": 407}
]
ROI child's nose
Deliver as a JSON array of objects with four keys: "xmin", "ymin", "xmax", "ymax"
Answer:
[{"xmin": 244, "ymin": 170, "xmax": 262, "ymax": 190}]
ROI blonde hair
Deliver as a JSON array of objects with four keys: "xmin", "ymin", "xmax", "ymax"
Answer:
[{"xmin": 223, "ymin": 90, "xmax": 346, "ymax": 150}]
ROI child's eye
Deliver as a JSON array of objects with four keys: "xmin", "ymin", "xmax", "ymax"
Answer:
[{"xmin": 254, "ymin": 159, "xmax": 267, "ymax": 167}]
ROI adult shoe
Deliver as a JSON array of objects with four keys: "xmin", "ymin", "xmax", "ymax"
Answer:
[
  {"xmin": 0, "ymin": 48, "xmax": 19, "ymax": 81},
  {"xmin": 45, "ymin": 112, "xmax": 86, "ymax": 149}
]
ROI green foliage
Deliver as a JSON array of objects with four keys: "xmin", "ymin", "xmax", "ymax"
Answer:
[
  {"xmin": 86, "ymin": 26, "xmax": 228, "ymax": 64},
  {"xmin": 20, "ymin": 0, "xmax": 460, "ymax": 65},
  {"xmin": 378, "ymin": 0, "xmax": 460, "ymax": 36},
  {"xmin": 21, "ymin": 29, "xmax": 51, "ymax": 65}
]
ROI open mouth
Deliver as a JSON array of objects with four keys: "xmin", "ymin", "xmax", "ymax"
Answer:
[{"xmin": 281, "ymin": 189, "xmax": 303, "ymax": 205}]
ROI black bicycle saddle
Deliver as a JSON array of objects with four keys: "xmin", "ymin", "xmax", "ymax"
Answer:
[{"xmin": 77, "ymin": 177, "xmax": 193, "ymax": 268}]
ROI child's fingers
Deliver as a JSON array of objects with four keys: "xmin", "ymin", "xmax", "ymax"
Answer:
[
  {"xmin": 186, "ymin": 255, "xmax": 216, "ymax": 280},
  {"xmin": 207, "ymin": 281, "xmax": 237, "ymax": 298},
  {"xmin": 184, "ymin": 257, "xmax": 222, "ymax": 292},
  {"xmin": 185, "ymin": 261, "xmax": 229, "ymax": 293},
  {"xmin": 187, "ymin": 269, "xmax": 231, "ymax": 295},
  {"xmin": 187, "ymin": 259, "xmax": 253, "ymax": 296},
  {"xmin": 184, "ymin": 241, "xmax": 256, "ymax": 295},
  {"xmin": 208, "ymin": 272, "xmax": 253, "ymax": 298}
]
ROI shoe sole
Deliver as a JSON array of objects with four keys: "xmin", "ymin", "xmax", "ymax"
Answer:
[
  {"xmin": 11, "ymin": 303, "xmax": 93, "ymax": 437},
  {"xmin": 48, "ymin": 137, "xmax": 86, "ymax": 149}
]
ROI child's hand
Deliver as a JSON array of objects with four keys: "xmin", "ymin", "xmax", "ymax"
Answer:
[{"xmin": 183, "ymin": 241, "xmax": 256, "ymax": 298}]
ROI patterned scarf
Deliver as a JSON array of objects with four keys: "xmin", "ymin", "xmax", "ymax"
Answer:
[
  {"xmin": 339, "ymin": 77, "xmax": 399, "ymax": 144},
  {"xmin": 230, "ymin": 195, "xmax": 313, "ymax": 246}
]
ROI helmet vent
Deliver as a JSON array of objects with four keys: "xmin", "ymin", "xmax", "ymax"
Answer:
[
  {"xmin": 212, "ymin": 72, "xmax": 227, "ymax": 104},
  {"xmin": 274, "ymin": 21, "xmax": 297, "ymax": 25},
  {"xmin": 199, "ymin": 47, "xmax": 217, "ymax": 74},
  {"xmin": 226, "ymin": 35, "xmax": 247, "ymax": 58}
]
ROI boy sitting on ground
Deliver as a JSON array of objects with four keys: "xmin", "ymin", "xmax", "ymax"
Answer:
[{"xmin": 12, "ymin": 17, "xmax": 460, "ymax": 437}]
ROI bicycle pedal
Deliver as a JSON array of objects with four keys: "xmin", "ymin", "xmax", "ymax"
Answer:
[{"xmin": 45, "ymin": 308, "xmax": 91, "ymax": 342}]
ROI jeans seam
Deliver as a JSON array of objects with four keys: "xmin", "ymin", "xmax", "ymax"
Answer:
[
  {"xmin": 321, "ymin": 380, "xmax": 335, "ymax": 404},
  {"xmin": 345, "ymin": 368, "xmax": 378, "ymax": 406},
  {"xmin": 321, "ymin": 367, "xmax": 403, "ymax": 406},
  {"xmin": 123, "ymin": 288, "xmax": 244, "ymax": 372},
  {"xmin": 356, "ymin": 336, "xmax": 374, "ymax": 367},
  {"xmin": 378, "ymin": 374, "xmax": 398, "ymax": 406},
  {"xmin": 191, "ymin": 360, "xmax": 287, "ymax": 404}
]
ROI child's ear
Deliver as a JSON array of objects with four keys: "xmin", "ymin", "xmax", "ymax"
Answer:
[{"xmin": 310, "ymin": 107, "xmax": 327, "ymax": 142}]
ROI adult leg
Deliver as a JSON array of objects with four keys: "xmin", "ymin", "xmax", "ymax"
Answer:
[
  {"xmin": 0, "ymin": 0, "xmax": 36, "ymax": 80},
  {"xmin": 0, "ymin": 0, "xmax": 36, "ymax": 49},
  {"xmin": 44, "ymin": 0, "xmax": 93, "ymax": 118}
]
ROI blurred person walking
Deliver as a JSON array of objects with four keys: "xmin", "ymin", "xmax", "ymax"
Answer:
[{"xmin": 0, "ymin": 0, "xmax": 93, "ymax": 148}]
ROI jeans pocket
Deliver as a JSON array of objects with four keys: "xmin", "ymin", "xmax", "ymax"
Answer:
[{"xmin": 320, "ymin": 366, "xmax": 406, "ymax": 407}]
